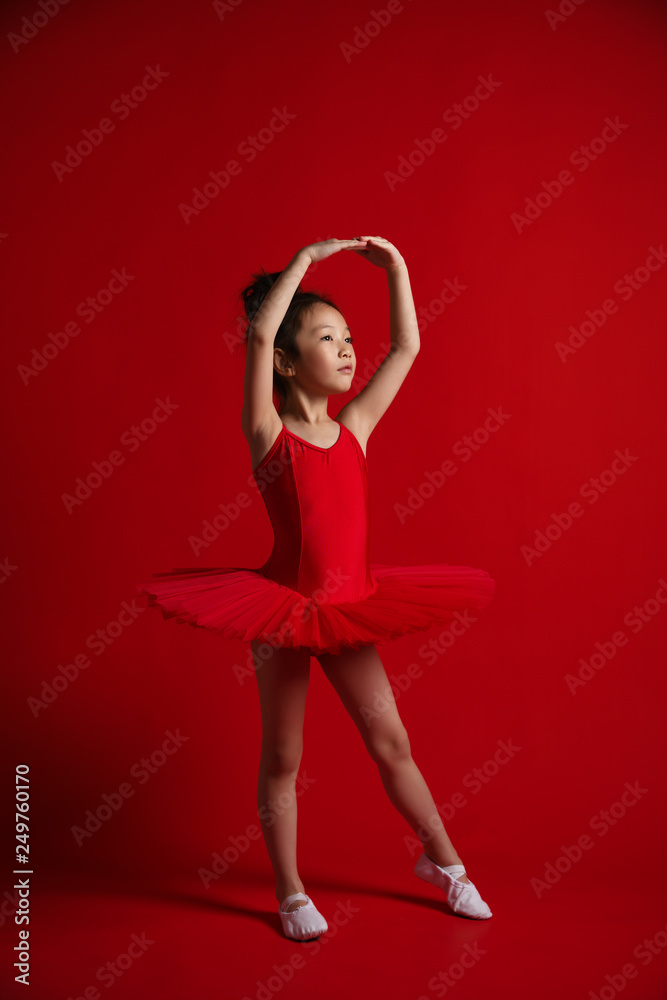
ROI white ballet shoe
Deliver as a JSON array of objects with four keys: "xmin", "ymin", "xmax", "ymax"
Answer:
[
  {"xmin": 414, "ymin": 852, "xmax": 493, "ymax": 919},
  {"xmin": 278, "ymin": 893, "xmax": 328, "ymax": 940}
]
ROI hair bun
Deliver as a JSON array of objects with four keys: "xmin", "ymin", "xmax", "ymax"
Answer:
[
  {"xmin": 236, "ymin": 262, "xmax": 341, "ymax": 414},
  {"xmin": 242, "ymin": 269, "xmax": 291, "ymax": 323}
]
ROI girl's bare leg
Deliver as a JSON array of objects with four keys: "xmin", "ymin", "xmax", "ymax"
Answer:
[
  {"xmin": 251, "ymin": 639, "xmax": 313, "ymax": 911},
  {"xmin": 315, "ymin": 643, "xmax": 471, "ymax": 883}
]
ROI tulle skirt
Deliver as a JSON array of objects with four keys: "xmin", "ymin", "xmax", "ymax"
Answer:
[{"xmin": 136, "ymin": 562, "xmax": 495, "ymax": 656}]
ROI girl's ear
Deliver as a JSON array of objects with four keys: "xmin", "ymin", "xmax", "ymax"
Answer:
[{"xmin": 273, "ymin": 347, "xmax": 293, "ymax": 377}]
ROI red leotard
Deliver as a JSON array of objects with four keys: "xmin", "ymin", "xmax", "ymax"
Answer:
[{"xmin": 136, "ymin": 418, "xmax": 495, "ymax": 656}]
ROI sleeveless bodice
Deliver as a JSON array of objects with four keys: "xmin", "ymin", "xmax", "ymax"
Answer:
[
  {"xmin": 138, "ymin": 418, "xmax": 496, "ymax": 656},
  {"xmin": 251, "ymin": 419, "xmax": 375, "ymax": 603}
]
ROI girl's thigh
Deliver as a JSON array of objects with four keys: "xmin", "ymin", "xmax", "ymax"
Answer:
[
  {"xmin": 250, "ymin": 639, "xmax": 312, "ymax": 755},
  {"xmin": 314, "ymin": 643, "xmax": 409, "ymax": 755}
]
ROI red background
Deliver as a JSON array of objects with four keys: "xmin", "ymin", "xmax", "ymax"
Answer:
[{"xmin": 2, "ymin": 0, "xmax": 667, "ymax": 997}]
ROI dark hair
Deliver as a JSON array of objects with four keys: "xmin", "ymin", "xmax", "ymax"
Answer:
[{"xmin": 237, "ymin": 268, "xmax": 341, "ymax": 414}]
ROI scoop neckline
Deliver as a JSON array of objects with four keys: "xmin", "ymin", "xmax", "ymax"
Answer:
[{"xmin": 281, "ymin": 418, "xmax": 344, "ymax": 453}]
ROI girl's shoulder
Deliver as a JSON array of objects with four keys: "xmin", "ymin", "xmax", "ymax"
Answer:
[{"xmin": 335, "ymin": 407, "xmax": 369, "ymax": 459}]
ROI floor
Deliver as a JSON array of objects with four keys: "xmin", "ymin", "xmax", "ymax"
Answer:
[{"xmin": 9, "ymin": 860, "xmax": 667, "ymax": 1000}]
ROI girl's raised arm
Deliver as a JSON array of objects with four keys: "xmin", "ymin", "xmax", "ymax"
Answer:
[
  {"xmin": 241, "ymin": 239, "xmax": 367, "ymax": 442},
  {"xmin": 241, "ymin": 249, "xmax": 310, "ymax": 440},
  {"xmin": 338, "ymin": 237, "xmax": 420, "ymax": 443}
]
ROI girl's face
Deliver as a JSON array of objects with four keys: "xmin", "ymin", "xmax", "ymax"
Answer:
[{"xmin": 288, "ymin": 303, "xmax": 356, "ymax": 394}]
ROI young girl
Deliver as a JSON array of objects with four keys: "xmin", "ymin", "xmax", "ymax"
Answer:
[{"xmin": 137, "ymin": 236, "xmax": 496, "ymax": 939}]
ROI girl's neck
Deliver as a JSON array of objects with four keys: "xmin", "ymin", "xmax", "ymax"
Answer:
[{"xmin": 280, "ymin": 402, "xmax": 331, "ymax": 427}]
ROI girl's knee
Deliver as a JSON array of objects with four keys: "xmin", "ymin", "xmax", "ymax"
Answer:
[
  {"xmin": 260, "ymin": 740, "xmax": 303, "ymax": 776},
  {"xmin": 367, "ymin": 724, "xmax": 411, "ymax": 767}
]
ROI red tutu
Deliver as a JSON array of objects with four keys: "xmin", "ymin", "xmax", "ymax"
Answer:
[
  {"xmin": 137, "ymin": 420, "xmax": 495, "ymax": 656},
  {"xmin": 138, "ymin": 561, "xmax": 495, "ymax": 657}
]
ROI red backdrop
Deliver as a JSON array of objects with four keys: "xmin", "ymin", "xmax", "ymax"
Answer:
[{"xmin": 2, "ymin": 0, "xmax": 667, "ymax": 998}]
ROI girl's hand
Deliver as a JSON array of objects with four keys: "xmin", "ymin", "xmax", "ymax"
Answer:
[
  {"xmin": 299, "ymin": 238, "xmax": 368, "ymax": 265},
  {"xmin": 352, "ymin": 235, "xmax": 405, "ymax": 271}
]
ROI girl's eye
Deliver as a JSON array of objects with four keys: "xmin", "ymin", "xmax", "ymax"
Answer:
[{"xmin": 321, "ymin": 334, "xmax": 354, "ymax": 343}]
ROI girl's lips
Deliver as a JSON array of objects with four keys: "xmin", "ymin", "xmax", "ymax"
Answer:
[{"xmin": 338, "ymin": 366, "xmax": 352, "ymax": 372}]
